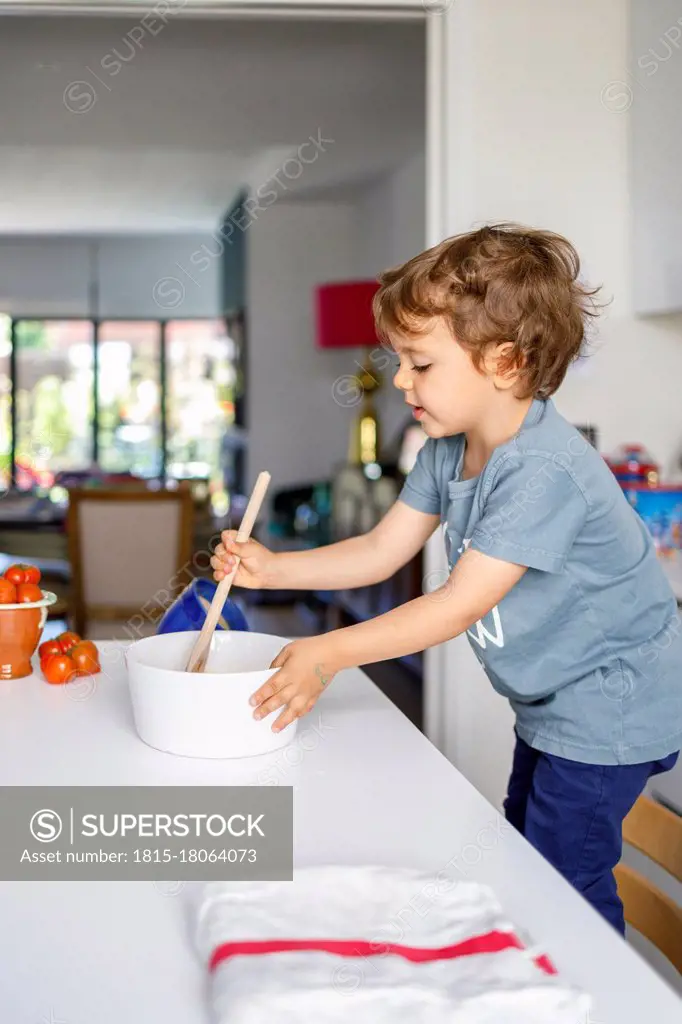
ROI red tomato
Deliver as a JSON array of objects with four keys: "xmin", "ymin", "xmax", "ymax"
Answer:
[
  {"xmin": 42, "ymin": 654, "xmax": 78, "ymax": 685},
  {"xmin": 16, "ymin": 583, "xmax": 43, "ymax": 604},
  {"xmin": 0, "ymin": 579, "xmax": 17, "ymax": 604},
  {"xmin": 38, "ymin": 639, "xmax": 62, "ymax": 660},
  {"xmin": 56, "ymin": 631, "xmax": 81, "ymax": 654},
  {"xmin": 75, "ymin": 640, "xmax": 98, "ymax": 659},
  {"xmin": 4, "ymin": 563, "xmax": 41, "ymax": 586},
  {"xmin": 70, "ymin": 642, "xmax": 100, "ymax": 675}
]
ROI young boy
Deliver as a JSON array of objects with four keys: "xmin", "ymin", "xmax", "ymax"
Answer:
[{"xmin": 211, "ymin": 224, "xmax": 682, "ymax": 935}]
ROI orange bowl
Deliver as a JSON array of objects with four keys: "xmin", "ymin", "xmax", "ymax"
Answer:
[{"xmin": 0, "ymin": 591, "xmax": 57, "ymax": 680}]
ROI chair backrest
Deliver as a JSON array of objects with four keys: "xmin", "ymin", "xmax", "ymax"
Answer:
[
  {"xmin": 66, "ymin": 487, "xmax": 194, "ymax": 637},
  {"xmin": 615, "ymin": 795, "xmax": 682, "ymax": 973}
]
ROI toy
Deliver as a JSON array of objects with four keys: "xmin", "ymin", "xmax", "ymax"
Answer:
[
  {"xmin": 606, "ymin": 444, "xmax": 659, "ymax": 486},
  {"xmin": 155, "ymin": 578, "xmax": 249, "ymax": 636},
  {"xmin": 622, "ymin": 485, "xmax": 682, "ymax": 557}
]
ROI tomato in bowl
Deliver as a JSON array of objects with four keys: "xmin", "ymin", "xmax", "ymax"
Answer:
[{"xmin": 0, "ymin": 563, "xmax": 57, "ymax": 680}]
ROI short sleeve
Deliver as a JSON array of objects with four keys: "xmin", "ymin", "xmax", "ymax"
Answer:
[
  {"xmin": 398, "ymin": 437, "xmax": 442, "ymax": 515},
  {"xmin": 469, "ymin": 453, "xmax": 589, "ymax": 573}
]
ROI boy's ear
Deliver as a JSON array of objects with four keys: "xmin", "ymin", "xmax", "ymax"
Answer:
[{"xmin": 484, "ymin": 341, "xmax": 521, "ymax": 390}]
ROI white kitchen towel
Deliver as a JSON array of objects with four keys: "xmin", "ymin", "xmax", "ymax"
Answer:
[{"xmin": 194, "ymin": 865, "xmax": 592, "ymax": 1024}]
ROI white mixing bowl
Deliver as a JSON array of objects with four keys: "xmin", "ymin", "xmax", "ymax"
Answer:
[{"xmin": 125, "ymin": 630, "xmax": 297, "ymax": 758}]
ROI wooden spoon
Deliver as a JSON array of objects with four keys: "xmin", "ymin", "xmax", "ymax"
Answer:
[{"xmin": 185, "ymin": 471, "xmax": 271, "ymax": 673}]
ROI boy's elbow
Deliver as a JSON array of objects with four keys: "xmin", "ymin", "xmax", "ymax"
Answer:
[
  {"xmin": 368, "ymin": 541, "xmax": 414, "ymax": 585},
  {"xmin": 356, "ymin": 531, "xmax": 396, "ymax": 585}
]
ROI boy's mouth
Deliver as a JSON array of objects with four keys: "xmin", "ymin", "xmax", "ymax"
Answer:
[{"xmin": 412, "ymin": 405, "xmax": 425, "ymax": 420}]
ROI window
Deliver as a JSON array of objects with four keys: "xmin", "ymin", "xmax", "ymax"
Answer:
[
  {"xmin": 97, "ymin": 321, "xmax": 162, "ymax": 478},
  {"xmin": 165, "ymin": 319, "xmax": 237, "ymax": 486},
  {"xmin": 14, "ymin": 319, "xmax": 95, "ymax": 490},
  {"xmin": 1, "ymin": 316, "xmax": 243, "ymax": 494},
  {"xmin": 0, "ymin": 316, "xmax": 10, "ymax": 494}
]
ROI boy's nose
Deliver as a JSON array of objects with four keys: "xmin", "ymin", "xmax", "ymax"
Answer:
[{"xmin": 393, "ymin": 365, "xmax": 411, "ymax": 392}]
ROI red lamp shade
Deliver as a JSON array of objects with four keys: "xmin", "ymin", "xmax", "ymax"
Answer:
[{"xmin": 315, "ymin": 280, "xmax": 380, "ymax": 349}]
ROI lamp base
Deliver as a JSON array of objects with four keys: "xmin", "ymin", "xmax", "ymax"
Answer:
[
  {"xmin": 347, "ymin": 360, "xmax": 381, "ymax": 466},
  {"xmin": 348, "ymin": 403, "xmax": 380, "ymax": 466}
]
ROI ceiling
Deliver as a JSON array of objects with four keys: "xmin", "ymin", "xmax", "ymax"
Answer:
[{"xmin": 0, "ymin": 14, "xmax": 425, "ymax": 233}]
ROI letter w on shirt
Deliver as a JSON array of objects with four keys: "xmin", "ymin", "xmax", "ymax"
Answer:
[
  {"xmin": 454, "ymin": 537, "xmax": 505, "ymax": 650},
  {"xmin": 467, "ymin": 606, "xmax": 505, "ymax": 649}
]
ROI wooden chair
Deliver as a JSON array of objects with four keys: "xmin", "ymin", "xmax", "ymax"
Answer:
[
  {"xmin": 66, "ymin": 487, "xmax": 194, "ymax": 640},
  {"xmin": 615, "ymin": 795, "xmax": 682, "ymax": 973}
]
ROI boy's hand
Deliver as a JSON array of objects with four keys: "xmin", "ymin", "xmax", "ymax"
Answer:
[
  {"xmin": 249, "ymin": 636, "xmax": 339, "ymax": 733},
  {"xmin": 210, "ymin": 531, "xmax": 279, "ymax": 589}
]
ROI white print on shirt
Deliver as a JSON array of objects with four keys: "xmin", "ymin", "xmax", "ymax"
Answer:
[
  {"xmin": 458, "ymin": 537, "xmax": 505, "ymax": 650},
  {"xmin": 467, "ymin": 606, "xmax": 505, "ymax": 649}
]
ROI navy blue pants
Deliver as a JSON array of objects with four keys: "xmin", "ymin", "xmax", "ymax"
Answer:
[{"xmin": 503, "ymin": 734, "xmax": 679, "ymax": 935}]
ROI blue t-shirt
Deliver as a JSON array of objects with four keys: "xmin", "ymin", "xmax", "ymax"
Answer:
[{"xmin": 400, "ymin": 397, "xmax": 682, "ymax": 765}]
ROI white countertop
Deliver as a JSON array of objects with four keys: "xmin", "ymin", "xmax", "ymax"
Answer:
[{"xmin": 0, "ymin": 641, "xmax": 680, "ymax": 1023}]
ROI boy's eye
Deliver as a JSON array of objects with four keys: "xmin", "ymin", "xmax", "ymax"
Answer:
[{"xmin": 412, "ymin": 363, "xmax": 432, "ymax": 374}]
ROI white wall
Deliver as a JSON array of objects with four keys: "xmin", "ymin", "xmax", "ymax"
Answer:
[
  {"xmin": 430, "ymin": 0, "xmax": 682, "ymax": 812},
  {"xmin": 557, "ymin": 317, "xmax": 682, "ymax": 477},
  {"xmin": 443, "ymin": 0, "xmax": 682, "ymax": 478},
  {"xmin": 354, "ymin": 151, "xmax": 426, "ymax": 279},
  {"xmin": 0, "ymin": 238, "xmax": 92, "ymax": 317},
  {"xmin": 95, "ymin": 235, "xmax": 222, "ymax": 319},
  {"xmin": 0, "ymin": 234, "xmax": 221, "ymax": 318},
  {"xmin": 630, "ymin": 0, "xmax": 682, "ymax": 314},
  {"xmin": 354, "ymin": 151, "xmax": 427, "ymax": 456},
  {"xmin": 246, "ymin": 155, "xmax": 427, "ymax": 499},
  {"xmin": 246, "ymin": 199, "xmax": 364, "ymax": 496}
]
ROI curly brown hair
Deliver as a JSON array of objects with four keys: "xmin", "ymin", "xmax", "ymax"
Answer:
[{"xmin": 372, "ymin": 223, "xmax": 602, "ymax": 399}]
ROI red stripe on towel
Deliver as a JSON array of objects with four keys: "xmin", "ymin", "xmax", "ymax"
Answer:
[
  {"xmin": 533, "ymin": 953, "xmax": 558, "ymax": 976},
  {"xmin": 209, "ymin": 929, "xmax": 553, "ymax": 972}
]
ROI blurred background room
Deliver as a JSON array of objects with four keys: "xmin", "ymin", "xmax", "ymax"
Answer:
[
  {"xmin": 1, "ymin": 0, "xmax": 682, "ymax": 989},
  {"xmin": 0, "ymin": 8, "xmax": 428, "ymax": 719}
]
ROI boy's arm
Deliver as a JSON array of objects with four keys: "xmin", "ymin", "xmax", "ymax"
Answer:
[
  {"xmin": 274, "ymin": 500, "xmax": 440, "ymax": 591},
  {"xmin": 248, "ymin": 547, "xmax": 527, "ymax": 731},
  {"xmin": 328, "ymin": 547, "xmax": 527, "ymax": 670}
]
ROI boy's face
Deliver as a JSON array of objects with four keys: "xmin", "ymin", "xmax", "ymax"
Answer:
[{"xmin": 390, "ymin": 318, "xmax": 500, "ymax": 438}]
